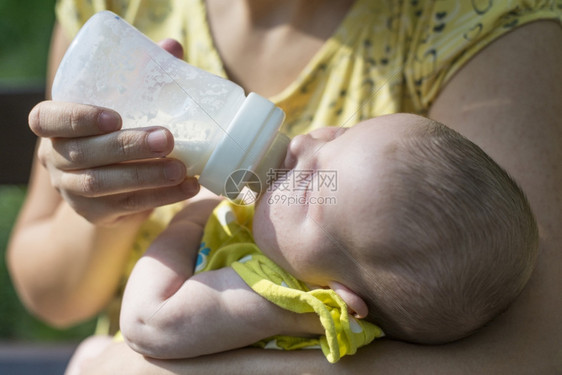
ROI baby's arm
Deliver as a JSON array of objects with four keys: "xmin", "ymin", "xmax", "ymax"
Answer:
[{"xmin": 120, "ymin": 199, "xmax": 322, "ymax": 359}]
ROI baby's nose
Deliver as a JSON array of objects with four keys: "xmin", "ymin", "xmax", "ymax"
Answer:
[
  {"xmin": 284, "ymin": 134, "xmax": 313, "ymax": 169},
  {"xmin": 289, "ymin": 133, "xmax": 309, "ymax": 154}
]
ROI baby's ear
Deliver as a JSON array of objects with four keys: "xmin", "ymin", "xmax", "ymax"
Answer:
[{"xmin": 329, "ymin": 281, "xmax": 368, "ymax": 319}]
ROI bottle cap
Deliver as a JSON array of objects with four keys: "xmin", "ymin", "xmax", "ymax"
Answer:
[{"xmin": 199, "ymin": 92, "xmax": 286, "ymax": 196}]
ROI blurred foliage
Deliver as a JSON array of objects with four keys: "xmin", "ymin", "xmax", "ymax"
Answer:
[{"xmin": 0, "ymin": 0, "xmax": 57, "ymax": 85}]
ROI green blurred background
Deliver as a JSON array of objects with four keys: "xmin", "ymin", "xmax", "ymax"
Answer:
[
  {"xmin": 0, "ymin": 0, "xmax": 96, "ymax": 343},
  {"xmin": 0, "ymin": 0, "xmax": 55, "ymax": 86}
]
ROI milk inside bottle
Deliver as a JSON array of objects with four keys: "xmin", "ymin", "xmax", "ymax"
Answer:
[{"xmin": 52, "ymin": 11, "xmax": 289, "ymax": 197}]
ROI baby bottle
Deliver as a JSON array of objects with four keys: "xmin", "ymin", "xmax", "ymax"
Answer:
[{"xmin": 51, "ymin": 11, "xmax": 289, "ymax": 198}]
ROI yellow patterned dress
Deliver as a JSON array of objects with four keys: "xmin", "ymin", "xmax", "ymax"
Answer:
[{"xmin": 55, "ymin": 0, "xmax": 561, "ymax": 334}]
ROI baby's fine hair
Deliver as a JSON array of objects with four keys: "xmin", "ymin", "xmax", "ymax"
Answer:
[{"xmin": 361, "ymin": 121, "xmax": 538, "ymax": 344}]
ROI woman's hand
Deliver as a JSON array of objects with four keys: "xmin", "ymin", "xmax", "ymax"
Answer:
[
  {"xmin": 9, "ymin": 35, "xmax": 203, "ymax": 325},
  {"xmin": 29, "ymin": 39, "xmax": 200, "ymax": 225}
]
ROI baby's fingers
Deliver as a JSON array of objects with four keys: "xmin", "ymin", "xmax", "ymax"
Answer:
[{"xmin": 29, "ymin": 101, "xmax": 121, "ymax": 138}]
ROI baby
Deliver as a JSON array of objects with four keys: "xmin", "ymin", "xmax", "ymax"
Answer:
[{"xmin": 118, "ymin": 114, "xmax": 540, "ymax": 364}]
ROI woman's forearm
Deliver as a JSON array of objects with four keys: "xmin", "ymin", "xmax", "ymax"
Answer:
[
  {"xmin": 82, "ymin": 318, "xmax": 558, "ymax": 375},
  {"xmin": 8, "ymin": 188, "xmax": 144, "ymax": 327}
]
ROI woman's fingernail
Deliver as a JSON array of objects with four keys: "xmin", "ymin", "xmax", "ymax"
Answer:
[
  {"xmin": 181, "ymin": 178, "xmax": 200, "ymax": 195},
  {"xmin": 147, "ymin": 130, "xmax": 170, "ymax": 153},
  {"xmin": 98, "ymin": 111, "xmax": 121, "ymax": 132},
  {"xmin": 164, "ymin": 162, "xmax": 184, "ymax": 181}
]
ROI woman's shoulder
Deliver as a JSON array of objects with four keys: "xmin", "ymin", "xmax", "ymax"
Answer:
[{"xmin": 403, "ymin": 0, "xmax": 562, "ymax": 110}]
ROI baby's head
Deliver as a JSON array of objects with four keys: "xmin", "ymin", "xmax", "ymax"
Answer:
[{"xmin": 253, "ymin": 114, "xmax": 538, "ymax": 344}]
